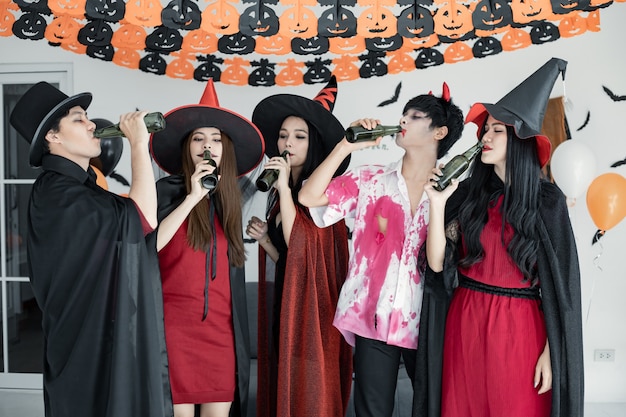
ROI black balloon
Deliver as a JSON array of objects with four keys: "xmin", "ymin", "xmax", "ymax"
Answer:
[{"xmin": 91, "ymin": 118, "xmax": 123, "ymax": 177}]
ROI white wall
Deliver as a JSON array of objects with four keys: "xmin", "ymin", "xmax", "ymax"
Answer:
[{"xmin": 2, "ymin": 5, "xmax": 626, "ymax": 402}]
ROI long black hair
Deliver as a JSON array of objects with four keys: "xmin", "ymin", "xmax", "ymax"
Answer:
[{"xmin": 458, "ymin": 124, "xmax": 544, "ymax": 283}]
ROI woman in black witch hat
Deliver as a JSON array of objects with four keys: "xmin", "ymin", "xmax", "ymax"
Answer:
[
  {"xmin": 245, "ymin": 76, "xmax": 353, "ymax": 417},
  {"xmin": 150, "ymin": 80, "xmax": 264, "ymax": 417},
  {"xmin": 420, "ymin": 58, "xmax": 584, "ymax": 417}
]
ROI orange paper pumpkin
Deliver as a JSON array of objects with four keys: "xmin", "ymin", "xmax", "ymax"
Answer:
[
  {"xmin": 255, "ymin": 34, "xmax": 291, "ymax": 55},
  {"xmin": 443, "ymin": 41, "xmax": 472, "ymax": 63},
  {"xmin": 124, "ymin": 0, "xmax": 163, "ymax": 27},
  {"xmin": 329, "ymin": 35, "xmax": 366, "ymax": 54},
  {"xmin": 387, "ymin": 49, "xmax": 415, "ymax": 73},
  {"xmin": 586, "ymin": 10, "xmax": 601, "ymax": 32},
  {"xmin": 510, "ymin": 0, "xmax": 553, "ymax": 25},
  {"xmin": 221, "ymin": 57, "xmax": 249, "ymax": 85},
  {"xmin": 201, "ymin": 0, "xmax": 239, "ymax": 35},
  {"xmin": 166, "ymin": 53, "xmax": 195, "ymax": 79},
  {"xmin": 279, "ymin": 2, "xmax": 318, "ymax": 39},
  {"xmin": 275, "ymin": 59, "xmax": 304, "ymax": 86},
  {"xmin": 45, "ymin": 15, "xmax": 82, "ymax": 45},
  {"xmin": 558, "ymin": 12, "xmax": 587, "ymax": 38},
  {"xmin": 48, "ymin": 0, "xmax": 86, "ymax": 18},
  {"xmin": 0, "ymin": 2, "xmax": 18, "ymax": 37},
  {"xmin": 332, "ymin": 55, "xmax": 360, "ymax": 82},
  {"xmin": 181, "ymin": 29, "xmax": 218, "ymax": 53},
  {"xmin": 112, "ymin": 47, "xmax": 141, "ymax": 68},
  {"xmin": 433, "ymin": 1, "xmax": 474, "ymax": 40},
  {"xmin": 111, "ymin": 23, "xmax": 147, "ymax": 49},
  {"xmin": 501, "ymin": 27, "xmax": 531, "ymax": 50},
  {"xmin": 586, "ymin": 173, "xmax": 626, "ymax": 231},
  {"xmin": 357, "ymin": 2, "xmax": 398, "ymax": 38}
]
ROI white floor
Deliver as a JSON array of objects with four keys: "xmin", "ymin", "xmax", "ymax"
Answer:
[{"xmin": 0, "ymin": 389, "xmax": 624, "ymax": 417}]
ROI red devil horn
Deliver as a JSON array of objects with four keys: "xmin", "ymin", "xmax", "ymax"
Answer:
[{"xmin": 442, "ymin": 82, "xmax": 450, "ymax": 102}]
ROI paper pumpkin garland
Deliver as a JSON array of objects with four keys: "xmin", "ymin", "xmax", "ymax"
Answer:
[{"xmin": 5, "ymin": 0, "xmax": 619, "ymax": 86}]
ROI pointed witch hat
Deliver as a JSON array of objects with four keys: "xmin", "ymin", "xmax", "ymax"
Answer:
[
  {"xmin": 252, "ymin": 75, "xmax": 351, "ymax": 176},
  {"xmin": 465, "ymin": 57, "xmax": 567, "ymax": 167},
  {"xmin": 150, "ymin": 79, "xmax": 265, "ymax": 176}
]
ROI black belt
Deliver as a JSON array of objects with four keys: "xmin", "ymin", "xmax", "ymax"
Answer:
[{"xmin": 459, "ymin": 275, "xmax": 540, "ymax": 300}]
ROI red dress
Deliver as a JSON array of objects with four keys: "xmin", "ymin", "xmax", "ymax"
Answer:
[
  {"xmin": 158, "ymin": 217, "xmax": 235, "ymax": 404},
  {"xmin": 441, "ymin": 197, "xmax": 552, "ymax": 417}
]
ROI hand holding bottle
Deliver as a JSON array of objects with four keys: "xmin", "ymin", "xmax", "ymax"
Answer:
[
  {"xmin": 115, "ymin": 111, "xmax": 151, "ymax": 148},
  {"xmin": 431, "ymin": 141, "xmax": 483, "ymax": 191},
  {"xmin": 200, "ymin": 150, "xmax": 219, "ymax": 192},
  {"xmin": 256, "ymin": 150, "xmax": 290, "ymax": 192}
]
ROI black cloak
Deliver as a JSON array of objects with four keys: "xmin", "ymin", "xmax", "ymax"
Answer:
[
  {"xmin": 156, "ymin": 175, "xmax": 251, "ymax": 417},
  {"xmin": 28, "ymin": 155, "xmax": 173, "ymax": 417},
  {"xmin": 413, "ymin": 177, "xmax": 584, "ymax": 417}
]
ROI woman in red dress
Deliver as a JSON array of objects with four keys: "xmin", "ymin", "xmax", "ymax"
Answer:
[
  {"xmin": 150, "ymin": 80, "xmax": 264, "ymax": 417},
  {"xmin": 419, "ymin": 58, "xmax": 584, "ymax": 417}
]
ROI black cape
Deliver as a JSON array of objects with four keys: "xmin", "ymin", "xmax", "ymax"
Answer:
[
  {"xmin": 28, "ymin": 155, "xmax": 172, "ymax": 417},
  {"xmin": 156, "ymin": 175, "xmax": 251, "ymax": 417},
  {"xmin": 413, "ymin": 177, "xmax": 584, "ymax": 417}
]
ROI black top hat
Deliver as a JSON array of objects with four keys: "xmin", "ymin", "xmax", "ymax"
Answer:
[
  {"xmin": 252, "ymin": 76, "xmax": 350, "ymax": 176},
  {"xmin": 465, "ymin": 57, "xmax": 567, "ymax": 167},
  {"xmin": 151, "ymin": 79, "xmax": 265, "ymax": 176},
  {"xmin": 10, "ymin": 82, "xmax": 93, "ymax": 168}
]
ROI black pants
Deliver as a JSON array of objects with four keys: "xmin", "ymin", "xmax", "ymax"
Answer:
[{"xmin": 354, "ymin": 335, "xmax": 417, "ymax": 417}]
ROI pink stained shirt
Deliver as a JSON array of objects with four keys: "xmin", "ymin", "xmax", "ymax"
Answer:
[{"xmin": 308, "ymin": 160, "xmax": 428, "ymax": 349}]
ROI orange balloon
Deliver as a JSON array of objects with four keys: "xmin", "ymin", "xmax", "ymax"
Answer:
[
  {"xmin": 91, "ymin": 165, "xmax": 109, "ymax": 190},
  {"xmin": 586, "ymin": 173, "xmax": 626, "ymax": 231}
]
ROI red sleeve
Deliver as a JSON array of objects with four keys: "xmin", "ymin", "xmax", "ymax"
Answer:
[{"xmin": 132, "ymin": 201, "xmax": 154, "ymax": 236}]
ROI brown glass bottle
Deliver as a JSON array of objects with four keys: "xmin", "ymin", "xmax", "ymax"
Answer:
[
  {"xmin": 433, "ymin": 142, "xmax": 483, "ymax": 191},
  {"xmin": 345, "ymin": 125, "xmax": 402, "ymax": 143},
  {"xmin": 256, "ymin": 150, "xmax": 289, "ymax": 192},
  {"xmin": 93, "ymin": 112, "xmax": 166, "ymax": 138}
]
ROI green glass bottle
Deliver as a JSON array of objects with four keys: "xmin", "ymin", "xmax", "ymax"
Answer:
[
  {"xmin": 93, "ymin": 112, "xmax": 166, "ymax": 138},
  {"xmin": 433, "ymin": 142, "xmax": 484, "ymax": 191},
  {"xmin": 345, "ymin": 125, "xmax": 402, "ymax": 143},
  {"xmin": 201, "ymin": 150, "xmax": 219, "ymax": 192},
  {"xmin": 256, "ymin": 150, "xmax": 290, "ymax": 192}
]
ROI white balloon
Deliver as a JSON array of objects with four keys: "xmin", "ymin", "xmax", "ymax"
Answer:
[{"xmin": 551, "ymin": 140, "xmax": 597, "ymax": 198}]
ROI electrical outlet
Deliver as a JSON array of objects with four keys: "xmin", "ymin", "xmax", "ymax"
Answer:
[{"xmin": 594, "ymin": 349, "xmax": 616, "ymax": 362}]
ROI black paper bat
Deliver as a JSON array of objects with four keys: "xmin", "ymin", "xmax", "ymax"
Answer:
[
  {"xmin": 603, "ymin": 85, "xmax": 626, "ymax": 102},
  {"xmin": 610, "ymin": 158, "xmax": 626, "ymax": 168},
  {"xmin": 378, "ymin": 82, "xmax": 402, "ymax": 107},
  {"xmin": 576, "ymin": 111, "xmax": 590, "ymax": 131},
  {"xmin": 592, "ymin": 229, "xmax": 605, "ymax": 245}
]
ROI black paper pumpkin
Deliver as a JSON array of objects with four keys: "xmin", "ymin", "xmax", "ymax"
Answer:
[
  {"xmin": 139, "ymin": 52, "xmax": 167, "ymax": 75},
  {"xmin": 365, "ymin": 34, "xmax": 403, "ymax": 52},
  {"xmin": 249, "ymin": 59, "xmax": 276, "ymax": 86},
  {"xmin": 472, "ymin": 36, "xmax": 502, "ymax": 57},
  {"xmin": 359, "ymin": 51, "xmax": 387, "ymax": 78},
  {"xmin": 317, "ymin": 4, "xmax": 357, "ymax": 38},
  {"xmin": 161, "ymin": 0, "xmax": 202, "ymax": 31},
  {"xmin": 12, "ymin": 12, "xmax": 47, "ymax": 40},
  {"xmin": 145, "ymin": 25, "xmax": 183, "ymax": 53},
  {"xmin": 87, "ymin": 43, "xmax": 114, "ymax": 60},
  {"xmin": 194, "ymin": 55, "xmax": 223, "ymax": 81},
  {"xmin": 397, "ymin": 3, "xmax": 435, "ymax": 38},
  {"xmin": 14, "ymin": 0, "xmax": 50, "ymax": 13},
  {"xmin": 218, "ymin": 32, "xmax": 256, "ymax": 54},
  {"xmin": 414, "ymin": 47, "xmax": 444, "ymax": 68},
  {"xmin": 529, "ymin": 20, "xmax": 560, "ymax": 44},
  {"xmin": 78, "ymin": 19, "xmax": 113, "ymax": 46},
  {"xmin": 291, "ymin": 36, "xmax": 330, "ymax": 55},
  {"xmin": 472, "ymin": 0, "xmax": 513, "ymax": 32},
  {"xmin": 550, "ymin": 0, "xmax": 592, "ymax": 14},
  {"xmin": 303, "ymin": 58, "xmax": 332, "ymax": 84},
  {"xmin": 84, "ymin": 0, "xmax": 125, "ymax": 22},
  {"xmin": 239, "ymin": 0, "xmax": 280, "ymax": 37}
]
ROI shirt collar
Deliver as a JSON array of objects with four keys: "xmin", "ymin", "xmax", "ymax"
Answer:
[{"xmin": 41, "ymin": 154, "xmax": 91, "ymax": 184}]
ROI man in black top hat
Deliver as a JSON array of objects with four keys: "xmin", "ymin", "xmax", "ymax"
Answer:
[{"xmin": 9, "ymin": 82, "xmax": 173, "ymax": 417}]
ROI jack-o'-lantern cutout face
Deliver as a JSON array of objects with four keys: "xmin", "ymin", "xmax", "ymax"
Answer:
[
  {"xmin": 387, "ymin": 50, "xmax": 415, "ymax": 74},
  {"xmin": 166, "ymin": 55, "xmax": 195, "ymax": 79},
  {"xmin": 472, "ymin": 0, "xmax": 512, "ymax": 33},
  {"xmin": 403, "ymin": 34, "xmax": 439, "ymax": 49},
  {"xmin": 279, "ymin": 4, "xmax": 318, "ymax": 39},
  {"xmin": 365, "ymin": 34, "xmax": 403, "ymax": 52},
  {"xmin": 510, "ymin": 0, "xmax": 553, "ymax": 25},
  {"xmin": 443, "ymin": 41, "xmax": 472, "ymax": 63},
  {"xmin": 303, "ymin": 60, "xmax": 332, "ymax": 85},
  {"xmin": 62, "ymin": 39, "xmax": 87, "ymax": 53},
  {"xmin": 472, "ymin": 36, "xmax": 502, "ymax": 57},
  {"xmin": 87, "ymin": 44, "xmax": 114, "ymax": 60},
  {"xmin": 85, "ymin": 0, "xmax": 125, "ymax": 22},
  {"xmin": 222, "ymin": 57, "xmax": 250, "ymax": 85},
  {"xmin": 125, "ymin": 0, "xmax": 163, "ymax": 27},
  {"xmin": 145, "ymin": 25, "xmax": 183, "ymax": 52},
  {"xmin": 49, "ymin": 0, "xmax": 86, "ymax": 18},
  {"xmin": 292, "ymin": 36, "xmax": 329, "ymax": 55},
  {"xmin": 332, "ymin": 56, "xmax": 360, "ymax": 82},
  {"xmin": 433, "ymin": 2, "xmax": 474, "ymax": 41},
  {"xmin": 201, "ymin": 0, "xmax": 239, "ymax": 35},
  {"xmin": 550, "ymin": 0, "xmax": 590, "ymax": 14},
  {"xmin": 559, "ymin": 12, "xmax": 587, "ymax": 38},
  {"xmin": 414, "ymin": 47, "xmax": 444, "ymax": 68},
  {"xmin": 358, "ymin": 51, "xmax": 387, "ymax": 78},
  {"xmin": 397, "ymin": 4, "xmax": 434, "ymax": 38},
  {"xmin": 357, "ymin": 5, "xmax": 397, "ymax": 38},
  {"xmin": 329, "ymin": 35, "xmax": 365, "ymax": 54},
  {"xmin": 501, "ymin": 27, "xmax": 531, "ymax": 50},
  {"xmin": 194, "ymin": 56, "xmax": 223, "ymax": 82},
  {"xmin": 275, "ymin": 59, "xmax": 304, "ymax": 86},
  {"xmin": 162, "ymin": 0, "xmax": 201, "ymax": 31},
  {"xmin": 255, "ymin": 34, "xmax": 290, "ymax": 55},
  {"xmin": 113, "ymin": 47, "xmax": 141, "ymax": 68},
  {"xmin": 218, "ymin": 32, "xmax": 256, "ymax": 54},
  {"xmin": 318, "ymin": 5, "xmax": 356, "ymax": 37},
  {"xmin": 14, "ymin": 0, "xmax": 49, "ymax": 13},
  {"xmin": 78, "ymin": 20, "xmax": 113, "ymax": 46},
  {"xmin": 239, "ymin": 1, "xmax": 280, "ymax": 37},
  {"xmin": 0, "ymin": 3, "xmax": 18, "ymax": 37},
  {"xmin": 529, "ymin": 20, "xmax": 560, "ymax": 44},
  {"xmin": 249, "ymin": 59, "xmax": 276, "ymax": 86},
  {"xmin": 45, "ymin": 16, "xmax": 81, "ymax": 45},
  {"xmin": 12, "ymin": 12, "xmax": 47, "ymax": 40},
  {"xmin": 586, "ymin": 10, "xmax": 600, "ymax": 32},
  {"xmin": 181, "ymin": 29, "xmax": 217, "ymax": 53},
  {"xmin": 111, "ymin": 24, "xmax": 146, "ymax": 49},
  {"xmin": 139, "ymin": 52, "xmax": 167, "ymax": 74}
]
